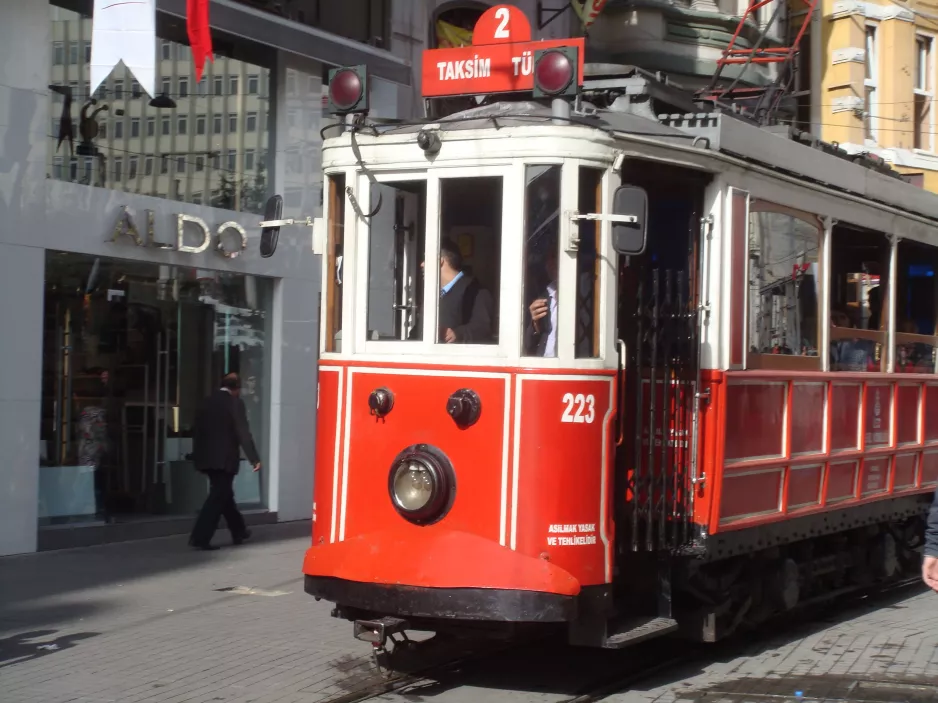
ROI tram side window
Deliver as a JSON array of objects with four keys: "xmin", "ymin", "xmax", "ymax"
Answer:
[
  {"xmin": 365, "ymin": 180, "xmax": 427, "ymax": 342},
  {"xmin": 325, "ymin": 174, "xmax": 345, "ymax": 352},
  {"xmin": 576, "ymin": 167, "xmax": 603, "ymax": 359},
  {"xmin": 829, "ymin": 225, "xmax": 889, "ymax": 372},
  {"xmin": 435, "ymin": 176, "xmax": 501, "ymax": 345},
  {"xmin": 747, "ymin": 204, "xmax": 820, "ymax": 367},
  {"xmin": 895, "ymin": 239, "xmax": 938, "ymax": 373},
  {"xmin": 522, "ymin": 165, "xmax": 561, "ymax": 357}
]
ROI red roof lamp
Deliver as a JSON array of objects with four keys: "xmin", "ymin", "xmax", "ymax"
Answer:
[
  {"xmin": 327, "ymin": 65, "xmax": 369, "ymax": 115},
  {"xmin": 532, "ymin": 46, "xmax": 578, "ymax": 98}
]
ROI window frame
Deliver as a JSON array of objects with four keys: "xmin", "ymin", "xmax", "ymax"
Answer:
[
  {"xmin": 745, "ymin": 198, "xmax": 824, "ymax": 372},
  {"xmin": 864, "ymin": 23, "xmax": 879, "ymax": 144},
  {"xmin": 915, "ymin": 32, "xmax": 935, "ymax": 153}
]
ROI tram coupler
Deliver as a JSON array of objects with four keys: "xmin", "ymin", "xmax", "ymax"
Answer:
[{"xmin": 353, "ymin": 616, "xmax": 410, "ymax": 647}]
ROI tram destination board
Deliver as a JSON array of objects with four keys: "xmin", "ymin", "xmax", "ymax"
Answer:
[{"xmin": 421, "ymin": 4, "xmax": 585, "ymax": 98}]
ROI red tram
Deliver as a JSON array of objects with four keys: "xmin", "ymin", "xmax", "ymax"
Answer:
[{"xmin": 258, "ymin": 5, "xmax": 937, "ymax": 649}]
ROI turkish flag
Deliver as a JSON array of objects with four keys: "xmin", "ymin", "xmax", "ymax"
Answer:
[{"xmin": 187, "ymin": 0, "xmax": 213, "ymax": 82}]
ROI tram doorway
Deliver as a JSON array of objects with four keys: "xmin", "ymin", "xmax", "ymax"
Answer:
[{"xmin": 612, "ymin": 161, "xmax": 710, "ymax": 614}]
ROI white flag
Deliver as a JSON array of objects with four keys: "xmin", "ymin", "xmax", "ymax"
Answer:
[{"xmin": 89, "ymin": 0, "xmax": 156, "ymax": 98}]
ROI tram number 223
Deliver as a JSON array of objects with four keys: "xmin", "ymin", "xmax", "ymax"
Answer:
[{"xmin": 561, "ymin": 393, "xmax": 596, "ymax": 424}]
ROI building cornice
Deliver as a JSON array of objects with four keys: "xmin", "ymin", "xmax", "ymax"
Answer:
[{"xmin": 831, "ymin": 1, "xmax": 915, "ymax": 23}]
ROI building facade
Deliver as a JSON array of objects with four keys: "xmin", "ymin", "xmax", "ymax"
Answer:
[
  {"xmin": 808, "ymin": 0, "xmax": 938, "ymax": 191},
  {"xmin": 0, "ymin": 0, "xmax": 411, "ymax": 556}
]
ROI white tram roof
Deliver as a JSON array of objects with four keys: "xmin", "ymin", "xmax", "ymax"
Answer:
[{"xmin": 323, "ymin": 100, "xmax": 938, "ymax": 229}]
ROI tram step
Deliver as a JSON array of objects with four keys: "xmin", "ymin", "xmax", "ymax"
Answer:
[{"xmin": 603, "ymin": 616, "xmax": 679, "ymax": 649}]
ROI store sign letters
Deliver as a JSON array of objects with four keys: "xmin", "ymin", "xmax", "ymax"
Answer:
[{"xmin": 109, "ymin": 206, "xmax": 248, "ymax": 259}]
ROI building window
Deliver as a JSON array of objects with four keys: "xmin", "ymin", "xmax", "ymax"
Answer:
[
  {"xmin": 114, "ymin": 120, "xmax": 123, "ymax": 139},
  {"xmin": 132, "ymin": 81, "xmax": 141, "ymax": 98},
  {"xmin": 145, "ymin": 155, "xmax": 153, "ymax": 175},
  {"xmin": 197, "ymin": 115, "xmax": 206, "ymax": 135},
  {"xmin": 129, "ymin": 155, "xmax": 138, "ymax": 179},
  {"xmin": 162, "ymin": 116, "xmax": 170, "ymax": 135},
  {"xmin": 865, "ymin": 25, "xmax": 878, "ymax": 143},
  {"xmin": 84, "ymin": 43, "xmax": 91, "ymax": 63},
  {"xmin": 131, "ymin": 118, "xmax": 140, "ymax": 138},
  {"xmin": 245, "ymin": 149, "xmax": 255, "ymax": 171},
  {"xmin": 229, "ymin": 114, "xmax": 238, "ymax": 132},
  {"xmin": 68, "ymin": 42, "xmax": 78, "ymax": 64},
  {"xmin": 99, "ymin": 122, "xmax": 107, "ymax": 138},
  {"xmin": 230, "ymin": 76, "xmax": 239, "ymax": 95},
  {"xmin": 53, "ymin": 42, "xmax": 64, "ymax": 65},
  {"xmin": 147, "ymin": 117, "xmax": 155, "ymax": 137},
  {"xmin": 179, "ymin": 77, "xmax": 189, "ymax": 98},
  {"xmin": 178, "ymin": 116, "xmax": 188, "ymax": 135},
  {"xmin": 248, "ymin": 74, "xmax": 259, "ymax": 94},
  {"xmin": 196, "ymin": 156, "xmax": 204, "ymax": 172},
  {"xmin": 113, "ymin": 157, "xmax": 122, "ymax": 181},
  {"xmin": 161, "ymin": 40, "xmax": 171, "ymax": 60},
  {"xmin": 161, "ymin": 77, "xmax": 171, "ymax": 95},
  {"xmin": 38, "ymin": 252, "xmax": 273, "ymax": 524},
  {"xmin": 246, "ymin": 112, "xmax": 257, "ymax": 132},
  {"xmin": 227, "ymin": 149, "xmax": 237, "ymax": 171},
  {"xmin": 213, "ymin": 115, "xmax": 222, "ymax": 134},
  {"xmin": 212, "ymin": 153, "xmax": 220, "ymax": 170},
  {"xmin": 161, "ymin": 155, "xmax": 169, "ymax": 174},
  {"xmin": 915, "ymin": 35, "xmax": 933, "ymax": 151},
  {"xmin": 177, "ymin": 156, "xmax": 186, "ymax": 174},
  {"xmin": 114, "ymin": 80, "xmax": 124, "ymax": 98},
  {"xmin": 214, "ymin": 76, "xmax": 223, "ymax": 96}
]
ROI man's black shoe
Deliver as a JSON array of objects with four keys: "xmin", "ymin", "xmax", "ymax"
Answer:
[{"xmin": 233, "ymin": 529, "xmax": 252, "ymax": 546}]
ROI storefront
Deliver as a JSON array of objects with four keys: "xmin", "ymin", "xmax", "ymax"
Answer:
[{"xmin": 0, "ymin": 0, "xmax": 411, "ymax": 555}]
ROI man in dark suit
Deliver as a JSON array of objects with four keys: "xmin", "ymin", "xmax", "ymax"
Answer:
[
  {"xmin": 436, "ymin": 238, "xmax": 494, "ymax": 344},
  {"xmin": 188, "ymin": 372, "xmax": 261, "ymax": 550}
]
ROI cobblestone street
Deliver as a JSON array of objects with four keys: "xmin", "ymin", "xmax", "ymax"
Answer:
[{"xmin": 2, "ymin": 526, "xmax": 937, "ymax": 703}]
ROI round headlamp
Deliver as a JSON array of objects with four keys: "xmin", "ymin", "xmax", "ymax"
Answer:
[{"xmin": 387, "ymin": 445, "xmax": 455, "ymax": 525}]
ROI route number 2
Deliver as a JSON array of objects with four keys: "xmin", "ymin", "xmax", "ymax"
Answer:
[
  {"xmin": 562, "ymin": 393, "xmax": 595, "ymax": 424},
  {"xmin": 494, "ymin": 7, "xmax": 510, "ymax": 38}
]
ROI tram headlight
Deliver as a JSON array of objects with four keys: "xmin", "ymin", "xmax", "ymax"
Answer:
[
  {"xmin": 327, "ymin": 65, "xmax": 369, "ymax": 115},
  {"xmin": 387, "ymin": 445, "xmax": 455, "ymax": 525},
  {"xmin": 533, "ymin": 46, "xmax": 578, "ymax": 98}
]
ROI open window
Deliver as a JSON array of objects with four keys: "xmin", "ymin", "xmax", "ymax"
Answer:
[
  {"xmin": 829, "ymin": 224, "xmax": 889, "ymax": 372},
  {"xmin": 895, "ymin": 239, "xmax": 938, "ymax": 373},
  {"xmin": 324, "ymin": 173, "xmax": 345, "ymax": 352},
  {"xmin": 365, "ymin": 179, "xmax": 427, "ymax": 342},
  {"xmin": 433, "ymin": 175, "xmax": 502, "ymax": 346},
  {"xmin": 746, "ymin": 201, "xmax": 821, "ymax": 369},
  {"xmin": 521, "ymin": 164, "xmax": 562, "ymax": 358}
]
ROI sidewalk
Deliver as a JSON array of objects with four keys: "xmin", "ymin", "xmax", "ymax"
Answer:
[{"xmin": 0, "ymin": 522, "xmax": 374, "ymax": 703}]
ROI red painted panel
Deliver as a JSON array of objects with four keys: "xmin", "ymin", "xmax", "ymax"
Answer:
[
  {"xmin": 343, "ymin": 370, "xmax": 508, "ymax": 545},
  {"xmin": 925, "ymin": 386, "xmax": 938, "ymax": 442},
  {"xmin": 313, "ymin": 368, "xmax": 341, "ymax": 545},
  {"xmin": 791, "ymin": 383, "xmax": 825, "ymax": 455},
  {"xmin": 860, "ymin": 457, "xmax": 890, "ymax": 496},
  {"xmin": 724, "ymin": 382, "xmax": 786, "ymax": 462},
  {"xmin": 827, "ymin": 461, "xmax": 858, "ymax": 502},
  {"xmin": 864, "ymin": 384, "xmax": 891, "ymax": 448},
  {"xmin": 730, "ymin": 192, "xmax": 747, "ymax": 367},
  {"xmin": 515, "ymin": 376, "xmax": 614, "ymax": 586},
  {"xmin": 720, "ymin": 470, "xmax": 782, "ymax": 521},
  {"xmin": 895, "ymin": 385, "xmax": 920, "ymax": 445},
  {"xmin": 830, "ymin": 384, "xmax": 860, "ymax": 452},
  {"xmin": 893, "ymin": 453, "xmax": 918, "ymax": 490},
  {"xmin": 787, "ymin": 465, "xmax": 822, "ymax": 509},
  {"xmin": 922, "ymin": 450, "xmax": 938, "ymax": 486}
]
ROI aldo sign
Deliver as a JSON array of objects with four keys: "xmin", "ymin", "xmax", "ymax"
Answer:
[{"xmin": 109, "ymin": 206, "xmax": 249, "ymax": 259}]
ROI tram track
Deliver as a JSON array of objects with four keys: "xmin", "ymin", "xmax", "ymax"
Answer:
[{"xmin": 318, "ymin": 574, "xmax": 926, "ymax": 703}]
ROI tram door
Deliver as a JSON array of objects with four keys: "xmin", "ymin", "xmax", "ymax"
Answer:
[{"xmin": 613, "ymin": 162, "xmax": 709, "ymax": 613}]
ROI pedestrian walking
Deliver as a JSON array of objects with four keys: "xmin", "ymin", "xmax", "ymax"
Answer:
[
  {"xmin": 188, "ymin": 372, "xmax": 261, "ymax": 550},
  {"xmin": 924, "ymin": 485, "xmax": 938, "ymax": 592}
]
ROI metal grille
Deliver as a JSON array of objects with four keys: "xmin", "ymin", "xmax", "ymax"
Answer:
[{"xmin": 626, "ymin": 266, "xmax": 698, "ymax": 552}]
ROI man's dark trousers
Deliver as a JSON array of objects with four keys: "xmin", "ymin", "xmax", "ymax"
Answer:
[{"xmin": 190, "ymin": 470, "xmax": 247, "ymax": 545}]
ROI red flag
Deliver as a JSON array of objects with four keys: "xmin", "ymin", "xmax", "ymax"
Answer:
[{"xmin": 187, "ymin": 0, "xmax": 213, "ymax": 82}]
